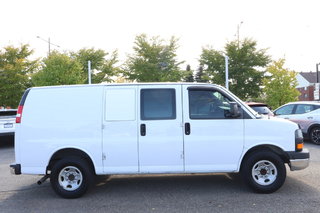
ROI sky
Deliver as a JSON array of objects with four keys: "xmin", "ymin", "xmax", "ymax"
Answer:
[{"xmin": 1, "ymin": 0, "xmax": 320, "ymax": 72}]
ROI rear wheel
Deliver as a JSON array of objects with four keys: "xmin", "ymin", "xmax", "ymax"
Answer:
[
  {"xmin": 241, "ymin": 151, "xmax": 286, "ymax": 193},
  {"xmin": 309, "ymin": 126, "xmax": 320, "ymax": 145},
  {"xmin": 50, "ymin": 157, "xmax": 93, "ymax": 198}
]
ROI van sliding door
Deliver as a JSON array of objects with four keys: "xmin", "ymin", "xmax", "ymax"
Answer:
[{"xmin": 138, "ymin": 85, "xmax": 184, "ymax": 173}]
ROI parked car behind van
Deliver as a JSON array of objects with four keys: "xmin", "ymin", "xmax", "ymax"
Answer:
[
  {"xmin": 274, "ymin": 102, "xmax": 320, "ymax": 144},
  {"xmin": 0, "ymin": 109, "xmax": 17, "ymax": 137},
  {"xmin": 10, "ymin": 83, "xmax": 309, "ymax": 198},
  {"xmin": 246, "ymin": 102, "xmax": 274, "ymax": 116}
]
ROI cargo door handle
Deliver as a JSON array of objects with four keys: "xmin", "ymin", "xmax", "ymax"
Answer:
[
  {"xmin": 140, "ymin": 124, "xmax": 146, "ymax": 136},
  {"xmin": 185, "ymin": 123, "xmax": 190, "ymax": 135}
]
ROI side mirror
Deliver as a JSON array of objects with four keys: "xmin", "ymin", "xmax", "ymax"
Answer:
[{"xmin": 229, "ymin": 102, "xmax": 241, "ymax": 118}]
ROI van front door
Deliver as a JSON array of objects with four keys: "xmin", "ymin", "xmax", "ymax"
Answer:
[
  {"xmin": 182, "ymin": 86, "xmax": 244, "ymax": 172},
  {"xmin": 138, "ymin": 85, "xmax": 184, "ymax": 173}
]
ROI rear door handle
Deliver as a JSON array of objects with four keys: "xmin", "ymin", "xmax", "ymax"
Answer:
[
  {"xmin": 140, "ymin": 124, "xmax": 146, "ymax": 136},
  {"xmin": 185, "ymin": 123, "xmax": 190, "ymax": 135}
]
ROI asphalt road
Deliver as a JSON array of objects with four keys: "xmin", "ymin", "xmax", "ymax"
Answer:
[{"xmin": 1, "ymin": 137, "xmax": 320, "ymax": 213}]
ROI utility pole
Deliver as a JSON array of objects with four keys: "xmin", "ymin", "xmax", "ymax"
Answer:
[{"xmin": 37, "ymin": 36, "xmax": 60, "ymax": 56}]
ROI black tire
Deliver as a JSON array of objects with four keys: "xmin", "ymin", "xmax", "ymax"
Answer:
[
  {"xmin": 50, "ymin": 157, "xmax": 93, "ymax": 198},
  {"xmin": 241, "ymin": 151, "xmax": 286, "ymax": 193},
  {"xmin": 309, "ymin": 126, "xmax": 320, "ymax": 145}
]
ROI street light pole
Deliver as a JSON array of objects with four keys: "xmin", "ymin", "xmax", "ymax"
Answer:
[
  {"xmin": 317, "ymin": 63, "xmax": 320, "ymax": 83},
  {"xmin": 237, "ymin": 21, "xmax": 243, "ymax": 49},
  {"xmin": 37, "ymin": 36, "xmax": 60, "ymax": 56},
  {"xmin": 225, "ymin": 55, "xmax": 229, "ymax": 90}
]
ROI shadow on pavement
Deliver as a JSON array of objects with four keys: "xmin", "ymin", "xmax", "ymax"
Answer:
[{"xmin": 1, "ymin": 172, "xmax": 318, "ymax": 213}]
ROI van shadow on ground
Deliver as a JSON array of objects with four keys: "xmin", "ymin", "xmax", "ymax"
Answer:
[{"xmin": 1, "ymin": 173, "xmax": 319, "ymax": 213}]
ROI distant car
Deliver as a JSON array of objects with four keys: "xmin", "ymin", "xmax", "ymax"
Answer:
[
  {"xmin": 246, "ymin": 102, "xmax": 274, "ymax": 116},
  {"xmin": 274, "ymin": 102, "xmax": 320, "ymax": 144},
  {"xmin": 0, "ymin": 109, "xmax": 17, "ymax": 137}
]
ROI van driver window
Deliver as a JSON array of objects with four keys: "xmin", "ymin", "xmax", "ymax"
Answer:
[
  {"xmin": 189, "ymin": 90, "xmax": 232, "ymax": 119},
  {"xmin": 141, "ymin": 89, "xmax": 176, "ymax": 120}
]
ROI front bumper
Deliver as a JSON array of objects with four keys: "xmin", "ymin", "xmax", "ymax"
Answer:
[
  {"xmin": 286, "ymin": 149, "xmax": 310, "ymax": 171},
  {"xmin": 10, "ymin": 164, "xmax": 21, "ymax": 175}
]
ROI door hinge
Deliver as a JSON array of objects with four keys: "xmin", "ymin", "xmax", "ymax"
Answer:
[
  {"xmin": 102, "ymin": 153, "xmax": 106, "ymax": 161},
  {"xmin": 180, "ymin": 151, "xmax": 184, "ymax": 159}
]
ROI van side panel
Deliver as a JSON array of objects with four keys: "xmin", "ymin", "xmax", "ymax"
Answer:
[{"xmin": 17, "ymin": 86, "xmax": 104, "ymax": 174}]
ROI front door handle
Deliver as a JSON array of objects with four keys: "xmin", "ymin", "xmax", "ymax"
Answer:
[
  {"xmin": 185, "ymin": 123, "xmax": 190, "ymax": 135},
  {"xmin": 140, "ymin": 124, "xmax": 146, "ymax": 136}
]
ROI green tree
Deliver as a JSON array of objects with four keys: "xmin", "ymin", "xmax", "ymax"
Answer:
[
  {"xmin": 0, "ymin": 44, "xmax": 38, "ymax": 108},
  {"xmin": 71, "ymin": 48, "xmax": 119, "ymax": 83},
  {"xmin": 194, "ymin": 66, "xmax": 208, "ymax": 83},
  {"xmin": 183, "ymin": 64, "xmax": 194, "ymax": 82},
  {"xmin": 124, "ymin": 34, "xmax": 184, "ymax": 82},
  {"xmin": 263, "ymin": 59, "xmax": 300, "ymax": 109},
  {"xmin": 32, "ymin": 51, "xmax": 85, "ymax": 86},
  {"xmin": 200, "ymin": 38, "xmax": 270, "ymax": 99}
]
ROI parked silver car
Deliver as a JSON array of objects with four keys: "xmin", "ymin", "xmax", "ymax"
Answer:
[
  {"xmin": 274, "ymin": 102, "xmax": 320, "ymax": 144},
  {"xmin": 0, "ymin": 109, "xmax": 17, "ymax": 137}
]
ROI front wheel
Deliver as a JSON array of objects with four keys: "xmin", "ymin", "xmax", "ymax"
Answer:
[
  {"xmin": 241, "ymin": 151, "xmax": 286, "ymax": 193},
  {"xmin": 309, "ymin": 126, "xmax": 320, "ymax": 145},
  {"xmin": 50, "ymin": 157, "xmax": 93, "ymax": 198}
]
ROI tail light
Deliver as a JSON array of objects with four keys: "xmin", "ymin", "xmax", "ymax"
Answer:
[
  {"xmin": 16, "ymin": 89, "xmax": 31, "ymax": 124},
  {"xmin": 16, "ymin": 105, "xmax": 24, "ymax": 123}
]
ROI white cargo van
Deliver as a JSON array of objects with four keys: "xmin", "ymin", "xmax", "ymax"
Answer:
[{"xmin": 10, "ymin": 83, "xmax": 309, "ymax": 198}]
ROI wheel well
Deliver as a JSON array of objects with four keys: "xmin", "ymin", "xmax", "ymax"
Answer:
[
  {"xmin": 47, "ymin": 148, "xmax": 95, "ymax": 175},
  {"xmin": 240, "ymin": 145, "xmax": 289, "ymax": 170}
]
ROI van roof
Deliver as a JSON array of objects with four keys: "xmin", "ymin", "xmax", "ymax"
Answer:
[{"xmin": 30, "ymin": 82, "xmax": 221, "ymax": 90}]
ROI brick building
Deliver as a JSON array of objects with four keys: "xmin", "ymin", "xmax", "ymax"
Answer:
[{"xmin": 296, "ymin": 72, "xmax": 320, "ymax": 101}]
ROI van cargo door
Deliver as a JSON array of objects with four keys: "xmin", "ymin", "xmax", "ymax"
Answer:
[{"xmin": 102, "ymin": 86, "xmax": 139, "ymax": 173}]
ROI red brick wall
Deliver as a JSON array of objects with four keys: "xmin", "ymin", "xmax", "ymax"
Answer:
[{"xmin": 297, "ymin": 86, "xmax": 315, "ymax": 101}]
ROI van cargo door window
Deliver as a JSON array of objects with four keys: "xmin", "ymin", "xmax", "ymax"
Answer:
[{"xmin": 140, "ymin": 89, "xmax": 176, "ymax": 120}]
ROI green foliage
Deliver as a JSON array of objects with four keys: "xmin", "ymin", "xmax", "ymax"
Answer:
[
  {"xmin": 194, "ymin": 66, "xmax": 209, "ymax": 83},
  {"xmin": 71, "ymin": 48, "xmax": 119, "ymax": 83},
  {"xmin": 263, "ymin": 59, "xmax": 300, "ymax": 109},
  {"xmin": 0, "ymin": 44, "xmax": 38, "ymax": 108},
  {"xmin": 32, "ymin": 51, "xmax": 85, "ymax": 86},
  {"xmin": 200, "ymin": 38, "xmax": 270, "ymax": 99},
  {"xmin": 124, "ymin": 34, "xmax": 184, "ymax": 82},
  {"xmin": 183, "ymin": 65, "xmax": 194, "ymax": 82}
]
